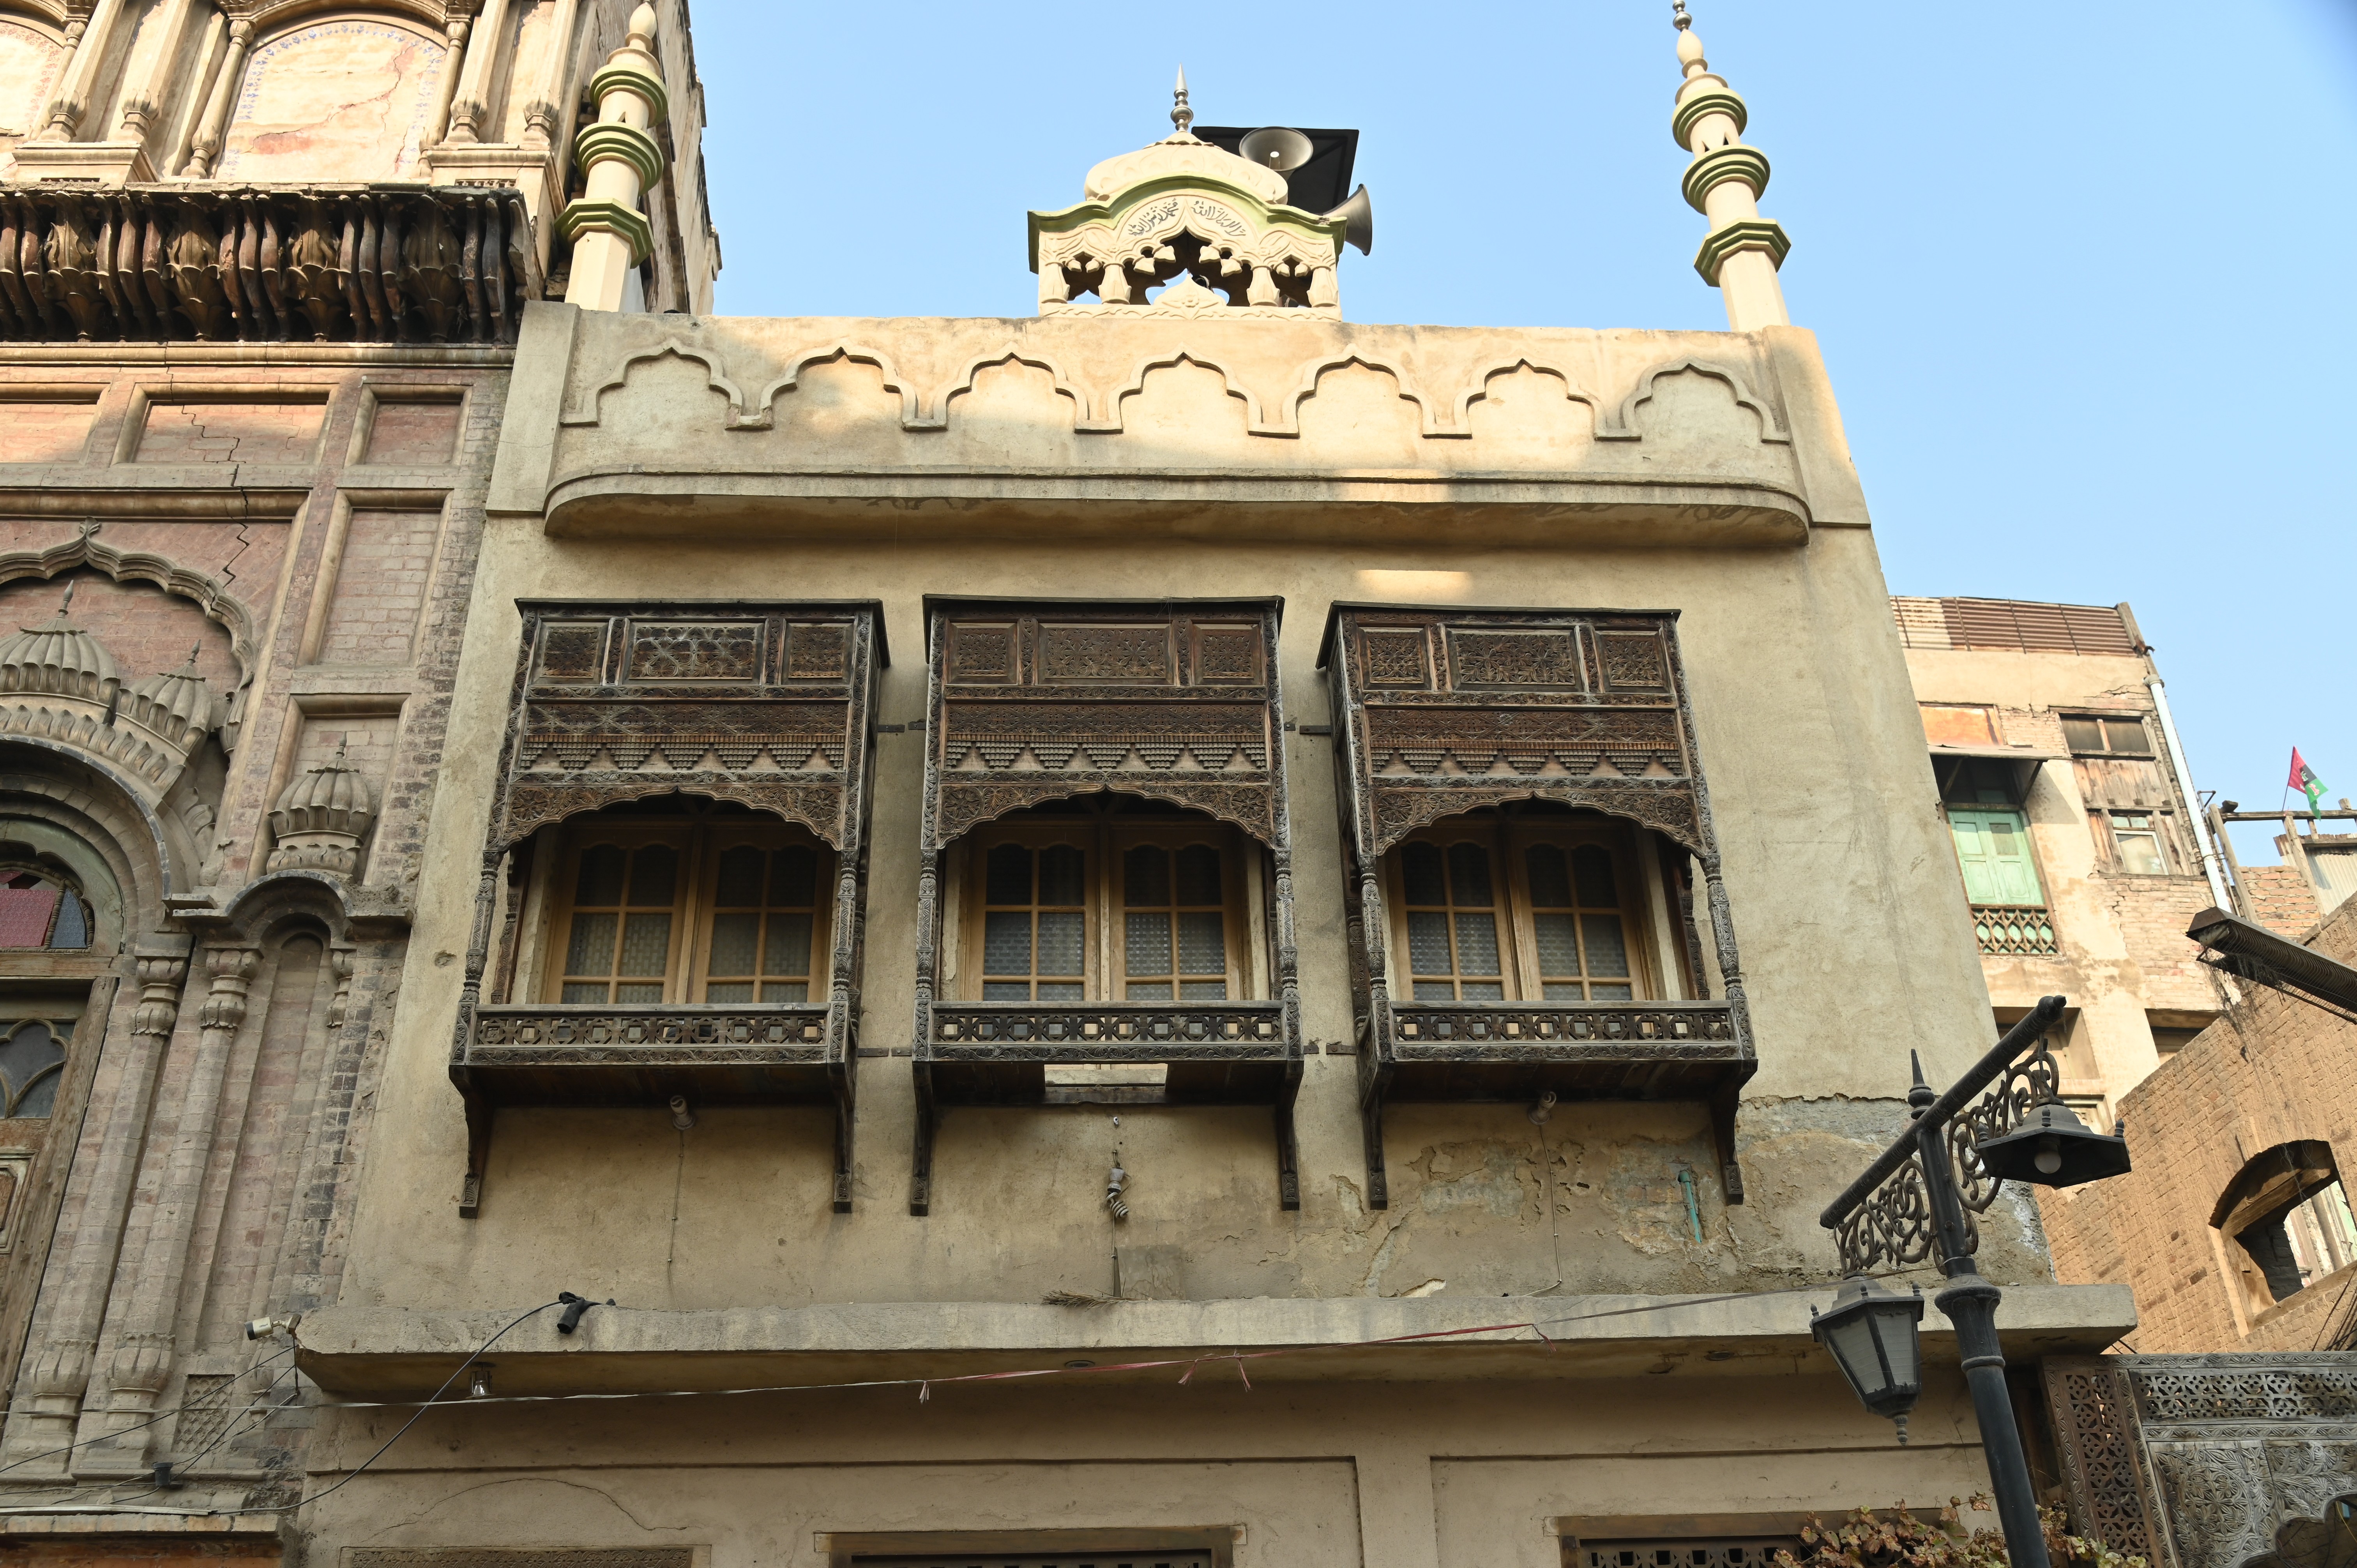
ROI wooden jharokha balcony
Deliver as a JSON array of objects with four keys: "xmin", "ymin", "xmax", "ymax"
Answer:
[{"xmin": 0, "ymin": 183, "xmax": 537, "ymax": 346}]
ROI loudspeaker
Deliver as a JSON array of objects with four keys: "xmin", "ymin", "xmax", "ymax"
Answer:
[
  {"xmin": 1237, "ymin": 125, "xmax": 1314, "ymax": 174},
  {"xmin": 1323, "ymin": 184, "xmax": 1373, "ymax": 256}
]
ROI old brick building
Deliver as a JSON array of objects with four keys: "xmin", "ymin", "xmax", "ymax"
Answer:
[{"xmin": 0, "ymin": 0, "xmax": 713, "ymax": 1554}]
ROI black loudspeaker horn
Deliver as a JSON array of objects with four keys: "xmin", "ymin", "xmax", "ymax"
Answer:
[
  {"xmin": 1237, "ymin": 125, "xmax": 1314, "ymax": 173},
  {"xmin": 1323, "ymin": 184, "xmax": 1373, "ymax": 256}
]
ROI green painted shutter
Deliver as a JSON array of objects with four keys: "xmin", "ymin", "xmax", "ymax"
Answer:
[{"xmin": 1950, "ymin": 809, "xmax": 2044, "ymax": 905}]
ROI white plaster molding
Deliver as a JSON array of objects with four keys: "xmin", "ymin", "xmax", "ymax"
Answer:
[
  {"xmin": 561, "ymin": 336, "xmax": 749, "ymax": 427},
  {"xmin": 1267, "ymin": 352, "xmax": 1437, "ymax": 440},
  {"xmin": 1095, "ymin": 349, "xmax": 1270, "ymax": 437},
  {"xmin": 1609, "ymin": 356, "xmax": 1791, "ymax": 443},
  {"xmin": 933, "ymin": 346, "xmax": 1089, "ymax": 430},
  {"xmin": 1447, "ymin": 358, "xmax": 1608, "ymax": 440},
  {"xmin": 737, "ymin": 344, "xmax": 931, "ymax": 433}
]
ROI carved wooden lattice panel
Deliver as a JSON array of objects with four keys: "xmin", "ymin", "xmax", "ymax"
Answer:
[
  {"xmin": 493, "ymin": 605, "xmax": 881, "ymax": 850},
  {"xmin": 928, "ymin": 603, "xmax": 1285, "ymax": 848},
  {"xmin": 2042, "ymin": 1356, "xmax": 2166, "ymax": 1564},
  {"xmin": 1327, "ymin": 607, "xmax": 1707, "ymax": 857}
]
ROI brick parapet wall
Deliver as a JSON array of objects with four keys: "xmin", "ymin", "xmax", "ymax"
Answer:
[
  {"xmin": 2241, "ymin": 864, "xmax": 2323, "ymax": 938},
  {"xmin": 2039, "ymin": 896, "xmax": 2357, "ymax": 1351}
]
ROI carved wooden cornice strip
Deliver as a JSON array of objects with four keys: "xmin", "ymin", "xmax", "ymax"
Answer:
[{"xmin": 0, "ymin": 184, "xmax": 535, "ymax": 346}]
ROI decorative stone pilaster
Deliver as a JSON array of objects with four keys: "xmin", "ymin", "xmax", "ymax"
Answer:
[
  {"xmin": 1670, "ymin": 2, "xmax": 1790, "ymax": 331},
  {"xmin": 180, "ymin": 18, "xmax": 253, "ymax": 178},
  {"xmin": 559, "ymin": 4, "xmax": 669, "ymax": 312}
]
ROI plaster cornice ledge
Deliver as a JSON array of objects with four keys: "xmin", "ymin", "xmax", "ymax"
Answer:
[{"xmin": 293, "ymin": 1285, "xmax": 2136, "ymax": 1397}]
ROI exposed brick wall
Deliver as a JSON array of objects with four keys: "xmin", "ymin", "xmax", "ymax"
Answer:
[
  {"xmin": 316, "ymin": 509, "xmax": 441, "ymax": 666},
  {"xmin": 0, "ymin": 399, "xmax": 98, "ymax": 463},
  {"xmin": 360, "ymin": 398, "xmax": 462, "ymax": 465},
  {"xmin": 133, "ymin": 398, "xmax": 327, "ymax": 464},
  {"xmin": 2097, "ymin": 873, "xmax": 2224, "ymax": 1014},
  {"xmin": 0, "ymin": 570, "xmax": 239, "ymax": 692},
  {"xmin": 2041, "ymin": 896, "xmax": 2357, "ymax": 1351},
  {"xmin": 2242, "ymin": 865, "xmax": 2322, "ymax": 937}
]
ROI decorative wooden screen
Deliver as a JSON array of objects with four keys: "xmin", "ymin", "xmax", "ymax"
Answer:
[
  {"xmin": 450, "ymin": 601, "xmax": 883, "ymax": 1215},
  {"xmin": 910, "ymin": 599, "xmax": 1301, "ymax": 1216},
  {"xmin": 1322, "ymin": 604, "xmax": 1754, "ymax": 1209}
]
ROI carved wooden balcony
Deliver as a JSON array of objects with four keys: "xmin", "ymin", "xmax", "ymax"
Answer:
[
  {"xmin": 452, "ymin": 602, "xmax": 884, "ymax": 1217},
  {"xmin": 1322, "ymin": 604, "xmax": 1760, "ymax": 1209},
  {"xmin": 0, "ymin": 184, "xmax": 535, "ymax": 346},
  {"xmin": 910, "ymin": 599, "xmax": 1304, "ymax": 1215}
]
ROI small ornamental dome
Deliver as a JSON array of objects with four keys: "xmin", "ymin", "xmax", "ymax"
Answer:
[
  {"xmin": 0, "ymin": 583, "xmax": 119, "ymax": 702},
  {"xmin": 125, "ymin": 647, "xmax": 217, "ymax": 749},
  {"xmin": 267, "ymin": 741, "xmax": 377, "ymax": 877}
]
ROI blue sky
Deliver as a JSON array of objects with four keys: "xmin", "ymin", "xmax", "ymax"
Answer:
[{"xmin": 693, "ymin": 1, "xmax": 2357, "ymax": 864}]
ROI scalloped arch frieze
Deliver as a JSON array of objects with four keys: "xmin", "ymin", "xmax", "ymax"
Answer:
[
  {"xmin": 557, "ymin": 323, "xmax": 1799, "ymax": 457},
  {"xmin": 0, "ymin": 530, "xmax": 260, "ymax": 691}
]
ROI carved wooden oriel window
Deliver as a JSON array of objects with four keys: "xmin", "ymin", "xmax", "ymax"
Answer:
[
  {"xmin": 1322, "ymin": 603, "xmax": 1754, "ymax": 1211},
  {"xmin": 536, "ymin": 816, "xmax": 832, "ymax": 1005},
  {"xmin": 912, "ymin": 599, "xmax": 1300, "ymax": 1217},
  {"xmin": 453, "ymin": 600, "xmax": 883, "ymax": 1217}
]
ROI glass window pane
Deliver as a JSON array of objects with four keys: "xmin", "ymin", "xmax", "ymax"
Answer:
[
  {"xmin": 628, "ymin": 844, "xmax": 678, "ymax": 906},
  {"xmin": 1572, "ymin": 845, "xmax": 1618, "ymax": 907},
  {"xmin": 574, "ymin": 844, "xmax": 626, "ymax": 905},
  {"xmin": 560, "ymin": 981, "xmax": 606, "ymax": 1003},
  {"xmin": 1582, "ymin": 914, "xmax": 1630, "ymax": 977},
  {"xmin": 614, "ymin": 982, "xmax": 663, "ymax": 1003},
  {"xmin": 1125, "ymin": 911, "xmax": 1171, "ymax": 976},
  {"xmin": 1177, "ymin": 912, "xmax": 1224, "ymax": 974},
  {"xmin": 1037, "ymin": 910, "xmax": 1085, "ymax": 976},
  {"xmin": 48, "ymin": 889, "xmax": 87, "ymax": 949},
  {"xmin": 1412, "ymin": 979, "xmax": 1457, "ymax": 1001},
  {"xmin": 2062, "ymin": 717, "xmax": 2106, "ymax": 753},
  {"xmin": 1447, "ymin": 842, "xmax": 1493, "ymax": 906},
  {"xmin": 1454, "ymin": 911, "xmax": 1501, "ymax": 977},
  {"xmin": 984, "ymin": 844, "xmax": 1031, "ymax": 905},
  {"xmin": 2117, "ymin": 832, "xmax": 2166, "ymax": 875},
  {"xmin": 0, "ymin": 1023, "xmax": 64, "ymax": 1118},
  {"xmin": 1590, "ymin": 982, "xmax": 1633, "ymax": 1001},
  {"xmin": 765, "ymin": 913, "xmax": 813, "ymax": 977},
  {"xmin": 1174, "ymin": 844, "xmax": 1222, "ymax": 906},
  {"xmin": 771, "ymin": 845, "xmax": 818, "ymax": 907},
  {"xmin": 564, "ymin": 912, "xmax": 617, "ymax": 977},
  {"xmin": 1124, "ymin": 846, "xmax": 1170, "ymax": 908},
  {"xmin": 982, "ymin": 911, "xmax": 1032, "ymax": 975},
  {"xmin": 982, "ymin": 980, "xmax": 1030, "ymax": 999},
  {"xmin": 1401, "ymin": 842, "xmax": 1446, "ymax": 906},
  {"xmin": 1179, "ymin": 978, "xmax": 1228, "ymax": 1000},
  {"xmin": 1541, "ymin": 981, "xmax": 1583, "ymax": 1000},
  {"xmin": 1534, "ymin": 913, "xmax": 1581, "ymax": 976},
  {"xmin": 0, "ymin": 880, "xmax": 58, "ymax": 948},
  {"xmin": 1037, "ymin": 981, "xmax": 1084, "ymax": 1001},
  {"xmin": 705, "ymin": 982, "xmax": 753, "ymax": 1002},
  {"xmin": 713, "ymin": 846, "xmax": 764, "ymax": 907},
  {"xmin": 1126, "ymin": 981, "xmax": 1174, "ymax": 1000},
  {"xmin": 12, "ymin": 1067, "xmax": 60, "ymax": 1119},
  {"xmin": 1038, "ymin": 844, "xmax": 1087, "ymax": 906},
  {"xmin": 618, "ymin": 913, "xmax": 672, "ymax": 976},
  {"xmin": 706, "ymin": 913, "xmax": 758, "ymax": 976},
  {"xmin": 1461, "ymin": 981, "xmax": 1505, "ymax": 1001},
  {"xmin": 1524, "ymin": 844, "xmax": 1572, "ymax": 908},
  {"xmin": 2104, "ymin": 719, "xmax": 2151, "ymax": 755},
  {"xmin": 760, "ymin": 981, "xmax": 809, "ymax": 1003},
  {"xmin": 1407, "ymin": 911, "xmax": 1452, "ymax": 975}
]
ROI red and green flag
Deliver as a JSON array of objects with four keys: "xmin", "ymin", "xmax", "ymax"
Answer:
[{"xmin": 2290, "ymin": 748, "xmax": 2327, "ymax": 812}]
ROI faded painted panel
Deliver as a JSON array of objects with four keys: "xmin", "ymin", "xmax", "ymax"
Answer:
[{"xmin": 219, "ymin": 19, "xmax": 449, "ymax": 182}]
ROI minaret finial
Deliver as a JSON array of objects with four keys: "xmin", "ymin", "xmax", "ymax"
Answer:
[
  {"xmin": 57, "ymin": 580, "xmax": 74, "ymax": 617},
  {"xmin": 1171, "ymin": 65, "xmax": 1193, "ymax": 137},
  {"xmin": 1670, "ymin": 5, "xmax": 1791, "ymax": 331}
]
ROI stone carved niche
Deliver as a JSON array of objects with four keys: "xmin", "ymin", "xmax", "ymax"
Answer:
[{"xmin": 1030, "ymin": 127, "xmax": 1346, "ymax": 316}]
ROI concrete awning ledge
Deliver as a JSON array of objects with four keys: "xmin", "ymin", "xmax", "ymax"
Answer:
[{"xmin": 296, "ymin": 1284, "xmax": 2136, "ymax": 1397}]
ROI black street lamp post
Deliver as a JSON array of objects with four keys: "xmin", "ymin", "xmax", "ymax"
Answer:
[{"xmin": 1815, "ymin": 994, "xmax": 2131, "ymax": 1568}]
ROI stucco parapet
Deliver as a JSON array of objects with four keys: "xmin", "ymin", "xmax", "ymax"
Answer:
[
  {"xmin": 508, "ymin": 307, "xmax": 1868, "ymax": 540},
  {"xmin": 295, "ymin": 1285, "xmax": 2135, "ymax": 1397}
]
